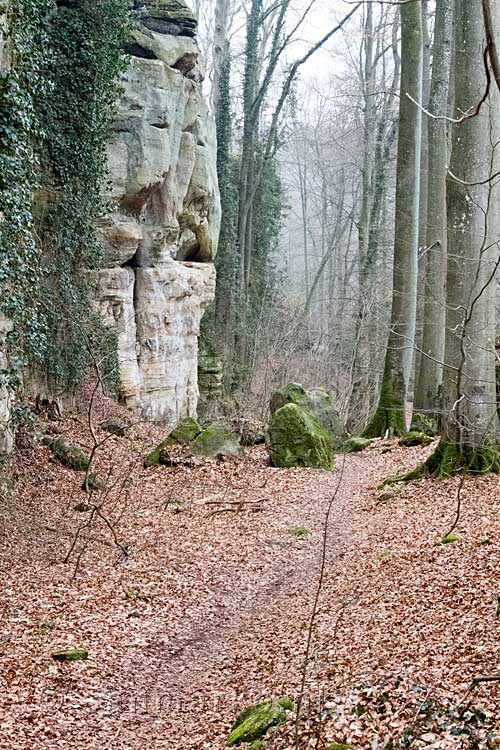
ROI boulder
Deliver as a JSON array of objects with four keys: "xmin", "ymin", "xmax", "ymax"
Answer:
[
  {"xmin": 166, "ymin": 416, "xmax": 201, "ymax": 444},
  {"xmin": 270, "ymin": 383, "xmax": 346, "ymax": 448},
  {"xmin": 101, "ymin": 417, "xmax": 130, "ymax": 437},
  {"xmin": 47, "ymin": 438, "xmax": 90, "ymax": 471},
  {"xmin": 189, "ymin": 425, "xmax": 240, "ymax": 457},
  {"xmin": 227, "ymin": 697, "xmax": 294, "ymax": 746},
  {"xmin": 266, "ymin": 403, "xmax": 333, "ymax": 470},
  {"xmin": 398, "ymin": 431, "xmax": 433, "ymax": 447},
  {"xmin": 144, "ymin": 416, "xmax": 202, "ymax": 467}
]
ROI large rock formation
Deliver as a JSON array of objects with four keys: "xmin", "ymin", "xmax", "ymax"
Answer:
[{"xmin": 98, "ymin": 0, "xmax": 220, "ymax": 426}]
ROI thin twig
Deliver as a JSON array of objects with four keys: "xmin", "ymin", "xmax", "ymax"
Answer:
[{"xmin": 294, "ymin": 455, "xmax": 347, "ymax": 750}]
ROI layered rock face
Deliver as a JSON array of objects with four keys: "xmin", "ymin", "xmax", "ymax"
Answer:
[{"xmin": 98, "ymin": 0, "xmax": 219, "ymax": 426}]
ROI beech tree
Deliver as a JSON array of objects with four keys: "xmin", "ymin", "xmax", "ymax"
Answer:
[
  {"xmin": 412, "ymin": 0, "xmax": 453, "ymax": 432},
  {"xmin": 364, "ymin": 1, "xmax": 423, "ymax": 437},
  {"xmin": 423, "ymin": 0, "xmax": 500, "ymax": 474}
]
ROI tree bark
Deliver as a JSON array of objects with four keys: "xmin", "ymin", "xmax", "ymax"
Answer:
[
  {"xmin": 412, "ymin": 0, "xmax": 453, "ymax": 432},
  {"xmin": 364, "ymin": 2, "xmax": 423, "ymax": 437},
  {"xmin": 436, "ymin": 0, "xmax": 500, "ymax": 468}
]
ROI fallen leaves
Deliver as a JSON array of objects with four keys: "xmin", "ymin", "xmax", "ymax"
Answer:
[{"xmin": 0, "ymin": 392, "xmax": 499, "ymax": 748}]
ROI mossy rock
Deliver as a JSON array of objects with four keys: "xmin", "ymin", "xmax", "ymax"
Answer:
[
  {"xmin": 270, "ymin": 383, "xmax": 347, "ymax": 449},
  {"xmin": 398, "ymin": 431, "xmax": 433, "ymax": 448},
  {"xmin": 167, "ymin": 417, "xmax": 201, "ymax": 445},
  {"xmin": 327, "ymin": 744, "xmax": 357, "ymax": 750},
  {"xmin": 48, "ymin": 438, "xmax": 90, "ymax": 471},
  {"xmin": 144, "ymin": 417, "xmax": 202, "ymax": 467},
  {"xmin": 341, "ymin": 437, "xmax": 373, "ymax": 454},
  {"xmin": 144, "ymin": 437, "xmax": 171, "ymax": 468},
  {"xmin": 52, "ymin": 648, "xmax": 88, "ymax": 663},
  {"xmin": 101, "ymin": 417, "xmax": 129, "ymax": 437},
  {"xmin": 74, "ymin": 502, "xmax": 91, "ymax": 512},
  {"xmin": 227, "ymin": 697, "xmax": 294, "ymax": 746},
  {"xmin": 81, "ymin": 473, "xmax": 106, "ymax": 493},
  {"xmin": 190, "ymin": 425, "xmax": 241, "ymax": 457},
  {"xmin": 266, "ymin": 404, "xmax": 332, "ymax": 470}
]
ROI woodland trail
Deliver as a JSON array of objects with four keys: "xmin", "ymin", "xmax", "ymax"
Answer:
[{"xmin": 1, "ymin": 406, "xmax": 499, "ymax": 749}]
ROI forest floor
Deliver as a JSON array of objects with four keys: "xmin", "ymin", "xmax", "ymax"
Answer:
[{"xmin": 0, "ymin": 392, "xmax": 499, "ymax": 750}]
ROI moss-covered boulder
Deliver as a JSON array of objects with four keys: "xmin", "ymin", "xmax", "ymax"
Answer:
[
  {"xmin": 227, "ymin": 697, "xmax": 294, "ymax": 746},
  {"xmin": 266, "ymin": 403, "xmax": 333, "ymax": 470},
  {"xmin": 341, "ymin": 437, "xmax": 373, "ymax": 454},
  {"xmin": 144, "ymin": 417, "xmax": 202, "ymax": 467},
  {"xmin": 52, "ymin": 648, "xmax": 88, "ymax": 663},
  {"xmin": 398, "ymin": 431, "xmax": 433, "ymax": 448},
  {"xmin": 47, "ymin": 438, "xmax": 90, "ymax": 471},
  {"xmin": 167, "ymin": 417, "xmax": 202, "ymax": 445},
  {"xmin": 270, "ymin": 383, "xmax": 346, "ymax": 449},
  {"xmin": 190, "ymin": 425, "xmax": 241, "ymax": 457}
]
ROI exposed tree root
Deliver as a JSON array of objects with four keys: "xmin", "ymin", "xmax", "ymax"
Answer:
[{"xmin": 383, "ymin": 439, "xmax": 500, "ymax": 486}]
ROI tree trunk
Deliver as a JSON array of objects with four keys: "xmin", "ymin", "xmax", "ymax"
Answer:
[
  {"xmin": 364, "ymin": 2, "xmax": 423, "ymax": 437},
  {"xmin": 429, "ymin": 0, "xmax": 500, "ymax": 473},
  {"xmin": 412, "ymin": 0, "xmax": 453, "ymax": 432},
  {"xmin": 211, "ymin": 0, "xmax": 231, "ymax": 113},
  {"xmin": 412, "ymin": 0, "xmax": 431, "ymax": 397}
]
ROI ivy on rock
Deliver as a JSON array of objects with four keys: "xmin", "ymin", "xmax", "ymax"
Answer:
[{"xmin": 1, "ymin": 0, "xmax": 130, "ymax": 395}]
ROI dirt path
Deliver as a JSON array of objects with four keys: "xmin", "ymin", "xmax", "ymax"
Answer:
[{"xmin": 1, "ymin": 423, "xmax": 499, "ymax": 749}]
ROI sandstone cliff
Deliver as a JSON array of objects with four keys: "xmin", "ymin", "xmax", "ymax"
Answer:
[{"xmin": 98, "ymin": 0, "xmax": 220, "ymax": 426}]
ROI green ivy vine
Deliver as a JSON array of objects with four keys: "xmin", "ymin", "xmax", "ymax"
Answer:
[{"xmin": 0, "ymin": 0, "xmax": 130, "ymax": 395}]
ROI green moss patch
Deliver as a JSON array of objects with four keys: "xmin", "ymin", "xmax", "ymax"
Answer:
[
  {"xmin": 436, "ymin": 533, "xmax": 459, "ymax": 546},
  {"xmin": 341, "ymin": 437, "xmax": 373, "ymax": 454},
  {"xmin": 227, "ymin": 697, "xmax": 293, "ymax": 746},
  {"xmin": 398, "ymin": 431, "xmax": 432, "ymax": 448},
  {"xmin": 166, "ymin": 417, "xmax": 202, "ymax": 445},
  {"xmin": 289, "ymin": 526, "xmax": 310, "ymax": 538},
  {"xmin": 266, "ymin": 403, "xmax": 332, "ymax": 470},
  {"xmin": 52, "ymin": 648, "xmax": 88, "ymax": 663}
]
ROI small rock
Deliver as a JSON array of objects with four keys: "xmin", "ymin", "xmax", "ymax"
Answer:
[
  {"xmin": 398, "ymin": 431, "xmax": 433, "ymax": 448},
  {"xmin": 377, "ymin": 490, "xmax": 397, "ymax": 504},
  {"xmin": 81, "ymin": 473, "xmax": 106, "ymax": 493},
  {"xmin": 227, "ymin": 697, "xmax": 294, "ymax": 746},
  {"xmin": 52, "ymin": 648, "xmax": 88, "ymax": 663},
  {"xmin": 74, "ymin": 502, "xmax": 92, "ymax": 513},
  {"xmin": 101, "ymin": 417, "xmax": 130, "ymax": 437}
]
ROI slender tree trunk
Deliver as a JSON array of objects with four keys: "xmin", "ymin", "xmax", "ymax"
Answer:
[
  {"xmin": 412, "ymin": 0, "xmax": 431, "ymax": 395},
  {"xmin": 211, "ymin": 0, "xmax": 231, "ymax": 113},
  {"xmin": 428, "ymin": 0, "xmax": 500, "ymax": 473},
  {"xmin": 412, "ymin": 0, "xmax": 453, "ymax": 432},
  {"xmin": 364, "ymin": 2, "xmax": 423, "ymax": 437}
]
